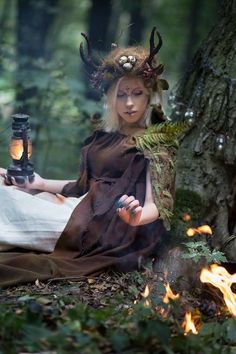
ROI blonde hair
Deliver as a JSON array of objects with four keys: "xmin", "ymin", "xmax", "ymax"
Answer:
[{"xmin": 101, "ymin": 76, "xmax": 163, "ymax": 132}]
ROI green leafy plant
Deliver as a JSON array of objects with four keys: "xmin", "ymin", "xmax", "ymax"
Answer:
[{"xmin": 181, "ymin": 240, "xmax": 227, "ymax": 264}]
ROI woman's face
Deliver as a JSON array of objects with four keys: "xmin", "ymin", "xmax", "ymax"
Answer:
[{"xmin": 115, "ymin": 77, "xmax": 149, "ymax": 126}]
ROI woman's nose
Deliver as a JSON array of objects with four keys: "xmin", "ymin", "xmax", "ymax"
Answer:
[{"xmin": 126, "ymin": 95, "xmax": 134, "ymax": 107}]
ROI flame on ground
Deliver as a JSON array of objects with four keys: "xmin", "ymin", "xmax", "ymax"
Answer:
[
  {"xmin": 200, "ymin": 264, "xmax": 236, "ymax": 316},
  {"xmin": 182, "ymin": 312, "xmax": 198, "ymax": 335},
  {"xmin": 186, "ymin": 225, "xmax": 213, "ymax": 237},
  {"xmin": 141, "ymin": 285, "xmax": 150, "ymax": 298},
  {"xmin": 163, "ymin": 283, "xmax": 179, "ymax": 304},
  {"xmin": 141, "ymin": 285, "xmax": 150, "ymax": 306}
]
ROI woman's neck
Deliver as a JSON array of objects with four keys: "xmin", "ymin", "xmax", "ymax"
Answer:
[{"xmin": 120, "ymin": 124, "xmax": 146, "ymax": 136}]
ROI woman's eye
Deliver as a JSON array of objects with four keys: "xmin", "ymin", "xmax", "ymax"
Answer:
[
  {"xmin": 133, "ymin": 91, "xmax": 143, "ymax": 96},
  {"xmin": 117, "ymin": 93, "xmax": 125, "ymax": 98}
]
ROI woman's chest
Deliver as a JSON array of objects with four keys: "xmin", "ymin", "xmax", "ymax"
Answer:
[{"xmin": 87, "ymin": 138, "xmax": 137, "ymax": 178}]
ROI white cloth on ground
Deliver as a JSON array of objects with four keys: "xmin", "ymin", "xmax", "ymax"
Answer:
[{"xmin": 0, "ymin": 183, "xmax": 84, "ymax": 252}]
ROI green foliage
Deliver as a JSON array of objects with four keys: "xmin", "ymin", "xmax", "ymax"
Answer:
[
  {"xmin": 0, "ymin": 278, "xmax": 235, "ymax": 354},
  {"xmin": 136, "ymin": 122, "xmax": 186, "ymax": 151},
  {"xmin": 0, "ymin": 1, "xmax": 99, "ymax": 179},
  {"xmin": 181, "ymin": 240, "xmax": 227, "ymax": 264},
  {"xmin": 0, "ymin": 52, "xmax": 98, "ymax": 178},
  {"xmin": 170, "ymin": 189, "xmax": 227, "ymax": 264},
  {"xmin": 173, "ymin": 188, "xmax": 203, "ymax": 221}
]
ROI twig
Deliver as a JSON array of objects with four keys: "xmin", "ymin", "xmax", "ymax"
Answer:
[{"xmin": 46, "ymin": 275, "xmax": 98, "ymax": 286}]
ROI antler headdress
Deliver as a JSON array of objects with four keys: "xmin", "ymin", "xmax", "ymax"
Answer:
[{"xmin": 80, "ymin": 27, "xmax": 169, "ymax": 93}]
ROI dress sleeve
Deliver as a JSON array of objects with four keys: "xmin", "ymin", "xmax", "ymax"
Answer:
[{"xmin": 61, "ymin": 131, "xmax": 99, "ymax": 197}]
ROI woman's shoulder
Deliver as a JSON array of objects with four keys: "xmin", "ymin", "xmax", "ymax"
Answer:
[
  {"xmin": 82, "ymin": 129, "xmax": 123, "ymax": 147},
  {"xmin": 83, "ymin": 129, "xmax": 105, "ymax": 144}
]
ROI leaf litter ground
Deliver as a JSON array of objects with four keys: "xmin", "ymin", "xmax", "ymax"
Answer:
[{"xmin": 0, "ymin": 269, "xmax": 236, "ymax": 354}]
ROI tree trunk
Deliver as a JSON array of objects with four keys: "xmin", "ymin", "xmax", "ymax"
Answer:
[
  {"xmin": 180, "ymin": 0, "xmax": 204, "ymax": 72},
  {"xmin": 128, "ymin": 3, "xmax": 145, "ymax": 45},
  {"xmin": 87, "ymin": 0, "xmax": 112, "ymax": 52},
  {"xmin": 176, "ymin": 0, "xmax": 236, "ymax": 261},
  {"xmin": 85, "ymin": 0, "xmax": 112, "ymax": 100},
  {"xmin": 16, "ymin": 0, "xmax": 58, "ymax": 113}
]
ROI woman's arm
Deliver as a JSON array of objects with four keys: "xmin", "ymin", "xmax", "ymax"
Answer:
[
  {"xmin": 0, "ymin": 167, "xmax": 75, "ymax": 194},
  {"xmin": 33, "ymin": 176, "xmax": 76, "ymax": 194},
  {"xmin": 117, "ymin": 169, "xmax": 159, "ymax": 226}
]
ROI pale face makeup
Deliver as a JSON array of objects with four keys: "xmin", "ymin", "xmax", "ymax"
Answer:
[{"xmin": 115, "ymin": 77, "xmax": 149, "ymax": 128}]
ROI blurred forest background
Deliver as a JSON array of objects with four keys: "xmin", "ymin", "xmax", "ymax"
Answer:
[{"xmin": 0, "ymin": 0, "xmax": 221, "ymax": 179}]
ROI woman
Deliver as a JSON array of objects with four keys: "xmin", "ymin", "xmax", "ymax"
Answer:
[{"xmin": 0, "ymin": 28, "xmax": 182, "ymax": 287}]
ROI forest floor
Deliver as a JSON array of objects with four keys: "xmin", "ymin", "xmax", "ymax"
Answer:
[{"xmin": 0, "ymin": 267, "xmax": 236, "ymax": 354}]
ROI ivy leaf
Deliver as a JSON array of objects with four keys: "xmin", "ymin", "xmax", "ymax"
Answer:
[
  {"xmin": 181, "ymin": 241, "xmax": 227, "ymax": 264},
  {"xmin": 109, "ymin": 330, "xmax": 130, "ymax": 351},
  {"xmin": 224, "ymin": 318, "xmax": 236, "ymax": 344}
]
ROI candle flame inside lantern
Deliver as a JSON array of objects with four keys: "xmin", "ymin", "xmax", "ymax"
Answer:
[
  {"xmin": 9, "ymin": 139, "xmax": 32, "ymax": 160},
  {"xmin": 182, "ymin": 312, "xmax": 198, "ymax": 335},
  {"xmin": 200, "ymin": 264, "xmax": 236, "ymax": 317}
]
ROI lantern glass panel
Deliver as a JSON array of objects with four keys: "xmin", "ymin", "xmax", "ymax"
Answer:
[{"xmin": 9, "ymin": 138, "xmax": 32, "ymax": 160}]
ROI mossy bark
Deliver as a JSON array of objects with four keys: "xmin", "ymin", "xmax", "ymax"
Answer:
[{"xmin": 175, "ymin": 0, "xmax": 236, "ymax": 261}]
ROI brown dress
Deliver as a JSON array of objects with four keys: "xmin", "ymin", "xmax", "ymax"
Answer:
[{"xmin": 0, "ymin": 130, "xmax": 168, "ymax": 287}]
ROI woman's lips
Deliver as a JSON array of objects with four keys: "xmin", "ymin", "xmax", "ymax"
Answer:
[{"xmin": 125, "ymin": 111, "xmax": 137, "ymax": 116}]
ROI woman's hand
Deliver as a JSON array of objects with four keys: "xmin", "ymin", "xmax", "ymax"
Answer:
[
  {"xmin": 0, "ymin": 168, "xmax": 7, "ymax": 186},
  {"xmin": 116, "ymin": 194, "xmax": 142, "ymax": 226},
  {"xmin": 0, "ymin": 169, "xmax": 45, "ymax": 190},
  {"xmin": 0, "ymin": 167, "xmax": 7, "ymax": 177},
  {"xmin": 1, "ymin": 167, "xmax": 75, "ymax": 194},
  {"xmin": 16, "ymin": 172, "xmax": 45, "ymax": 190}
]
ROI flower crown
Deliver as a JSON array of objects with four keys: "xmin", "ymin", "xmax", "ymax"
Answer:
[{"xmin": 80, "ymin": 27, "xmax": 169, "ymax": 94}]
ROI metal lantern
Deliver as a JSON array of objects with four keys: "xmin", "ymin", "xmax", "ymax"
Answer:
[{"xmin": 6, "ymin": 113, "xmax": 34, "ymax": 185}]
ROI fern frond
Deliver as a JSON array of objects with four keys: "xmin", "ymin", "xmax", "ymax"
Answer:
[{"xmin": 136, "ymin": 121, "xmax": 187, "ymax": 151}]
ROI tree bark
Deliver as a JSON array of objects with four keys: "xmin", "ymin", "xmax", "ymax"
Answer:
[{"xmin": 176, "ymin": 0, "xmax": 236, "ymax": 261}]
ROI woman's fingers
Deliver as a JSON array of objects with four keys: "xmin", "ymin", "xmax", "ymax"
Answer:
[
  {"xmin": 117, "ymin": 204, "xmax": 142, "ymax": 226},
  {"xmin": 0, "ymin": 167, "xmax": 7, "ymax": 176},
  {"xmin": 56, "ymin": 193, "xmax": 66, "ymax": 203},
  {"xmin": 116, "ymin": 195, "xmax": 143, "ymax": 226},
  {"xmin": 117, "ymin": 195, "xmax": 136, "ymax": 209},
  {"xmin": 0, "ymin": 168, "xmax": 8, "ymax": 185},
  {"xmin": 126, "ymin": 199, "xmax": 140, "ymax": 211},
  {"xmin": 116, "ymin": 194, "xmax": 128, "ymax": 208}
]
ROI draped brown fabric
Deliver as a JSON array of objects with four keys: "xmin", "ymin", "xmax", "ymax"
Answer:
[{"xmin": 0, "ymin": 130, "xmax": 168, "ymax": 288}]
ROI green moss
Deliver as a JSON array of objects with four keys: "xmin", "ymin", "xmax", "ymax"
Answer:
[
  {"xmin": 170, "ymin": 188, "xmax": 203, "ymax": 246},
  {"xmin": 173, "ymin": 188, "xmax": 203, "ymax": 219}
]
